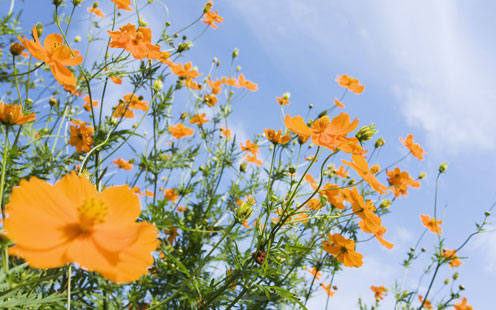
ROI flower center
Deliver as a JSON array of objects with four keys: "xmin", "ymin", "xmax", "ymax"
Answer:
[{"xmin": 77, "ymin": 197, "xmax": 108, "ymax": 232}]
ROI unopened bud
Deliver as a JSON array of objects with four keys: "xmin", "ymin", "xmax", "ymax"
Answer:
[
  {"xmin": 374, "ymin": 137, "xmax": 385, "ymax": 148},
  {"xmin": 318, "ymin": 110, "xmax": 327, "ymax": 118},
  {"xmin": 177, "ymin": 41, "xmax": 193, "ymax": 53},
  {"xmin": 453, "ymin": 272, "xmax": 459, "ymax": 280},
  {"xmin": 439, "ymin": 162, "xmax": 448, "ymax": 173},
  {"xmin": 73, "ymin": 0, "xmax": 84, "ymax": 5},
  {"xmin": 153, "ymin": 79, "xmax": 163, "ymax": 92},
  {"xmin": 10, "ymin": 43, "xmax": 25, "ymax": 56},
  {"xmin": 138, "ymin": 17, "xmax": 148, "ymax": 27},
  {"xmin": 418, "ymin": 172, "xmax": 426, "ymax": 179},
  {"xmin": 380, "ymin": 199, "xmax": 391, "ymax": 209},
  {"xmin": 298, "ymin": 135, "xmax": 309, "ymax": 145},
  {"xmin": 485, "ymin": 211, "xmax": 491, "ymax": 217},
  {"xmin": 288, "ymin": 165, "xmax": 296, "ymax": 174},
  {"xmin": 239, "ymin": 162, "xmax": 247, "ymax": 173},
  {"xmin": 459, "ymin": 285, "xmax": 465, "ymax": 291},
  {"xmin": 49, "ymin": 97, "xmax": 58, "ymax": 106},
  {"xmin": 421, "ymin": 248, "xmax": 426, "ymax": 252},
  {"xmin": 232, "ymin": 48, "xmax": 239, "ymax": 59},
  {"xmin": 356, "ymin": 123, "xmax": 377, "ymax": 142},
  {"xmin": 74, "ymin": 35, "xmax": 81, "ymax": 42},
  {"xmin": 92, "ymin": 1, "xmax": 99, "ymax": 8},
  {"xmin": 410, "ymin": 247, "xmax": 415, "ymax": 252},
  {"xmin": 444, "ymin": 278, "xmax": 450, "ymax": 285},
  {"xmin": 25, "ymin": 98, "xmax": 33, "ymax": 106},
  {"xmin": 35, "ymin": 23, "xmax": 44, "ymax": 38},
  {"xmin": 236, "ymin": 65, "xmax": 241, "ymax": 72},
  {"xmin": 236, "ymin": 197, "xmax": 254, "ymax": 222},
  {"xmin": 53, "ymin": 0, "xmax": 64, "ymax": 6},
  {"xmin": 308, "ymin": 104, "xmax": 313, "ymax": 109},
  {"xmin": 203, "ymin": 1, "xmax": 213, "ymax": 13}
]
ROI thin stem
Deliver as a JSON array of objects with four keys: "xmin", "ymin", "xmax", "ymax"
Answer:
[
  {"xmin": 0, "ymin": 128, "xmax": 10, "ymax": 222},
  {"xmin": 12, "ymin": 57, "xmax": 24, "ymax": 107},
  {"xmin": 67, "ymin": 264, "xmax": 72, "ymax": 310}
]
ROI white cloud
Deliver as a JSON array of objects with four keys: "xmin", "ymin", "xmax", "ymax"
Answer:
[{"xmin": 224, "ymin": 0, "xmax": 496, "ymax": 154}]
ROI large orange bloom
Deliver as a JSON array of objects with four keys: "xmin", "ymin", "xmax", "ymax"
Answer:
[
  {"xmin": 5, "ymin": 172, "xmax": 159, "ymax": 283},
  {"xmin": 342, "ymin": 155, "xmax": 389, "ymax": 194},
  {"xmin": 111, "ymin": 0, "xmax": 132, "ymax": 11},
  {"xmin": 420, "ymin": 214, "xmax": 442, "ymax": 235},
  {"xmin": 18, "ymin": 26, "xmax": 83, "ymax": 90},
  {"xmin": 264, "ymin": 129, "xmax": 292, "ymax": 145},
  {"xmin": 284, "ymin": 113, "xmax": 358, "ymax": 151},
  {"xmin": 386, "ymin": 167, "xmax": 420, "ymax": 197},
  {"xmin": 322, "ymin": 233, "xmax": 363, "ymax": 267},
  {"xmin": 0, "ymin": 102, "xmax": 35, "ymax": 126},
  {"xmin": 453, "ymin": 297, "xmax": 473, "ymax": 310},
  {"xmin": 108, "ymin": 24, "xmax": 161, "ymax": 60},
  {"xmin": 399, "ymin": 134, "xmax": 425, "ymax": 160},
  {"xmin": 335, "ymin": 74, "xmax": 365, "ymax": 94}
]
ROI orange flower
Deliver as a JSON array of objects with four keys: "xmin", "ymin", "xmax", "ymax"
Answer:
[
  {"xmin": 220, "ymin": 125, "xmax": 231, "ymax": 139},
  {"xmin": 264, "ymin": 129, "xmax": 292, "ymax": 145},
  {"xmin": 177, "ymin": 206, "xmax": 187, "ymax": 212},
  {"xmin": 164, "ymin": 227, "xmax": 179, "ymax": 244},
  {"xmin": 305, "ymin": 198, "xmax": 322, "ymax": 211},
  {"xmin": 83, "ymin": 95, "xmax": 99, "ymax": 112},
  {"xmin": 284, "ymin": 113, "xmax": 358, "ymax": 151},
  {"xmin": 244, "ymin": 154, "xmax": 262, "ymax": 166},
  {"xmin": 189, "ymin": 113, "xmax": 209, "ymax": 125},
  {"xmin": 112, "ymin": 93, "xmax": 149, "ymax": 119},
  {"xmin": 69, "ymin": 120, "xmax": 94, "ymax": 153},
  {"xmin": 18, "ymin": 26, "xmax": 83, "ymax": 90},
  {"xmin": 400, "ymin": 134, "xmax": 425, "ymax": 160},
  {"xmin": 370, "ymin": 285, "xmax": 387, "ymax": 300},
  {"xmin": 236, "ymin": 74, "xmax": 258, "ymax": 91},
  {"xmin": 318, "ymin": 183, "xmax": 346, "ymax": 210},
  {"xmin": 169, "ymin": 123, "xmax": 194, "ymax": 138},
  {"xmin": 167, "ymin": 61, "xmax": 202, "ymax": 79},
  {"xmin": 441, "ymin": 248, "xmax": 462, "ymax": 268},
  {"xmin": 387, "ymin": 167, "xmax": 420, "ymax": 197},
  {"xmin": 164, "ymin": 189, "xmax": 179, "ymax": 203},
  {"xmin": 113, "ymin": 157, "xmax": 133, "ymax": 170},
  {"xmin": 5, "ymin": 172, "xmax": 159, "ymax": 283},
  {"xmin": 203, "ymin": 93, "xmax": 218, "ymax": 107},
  {"xmin": 305, "ymin": 267, "xmax": 322, "ymax": 280},
  {"xmin": 276, "ymin": 93, "xmax": 290, "ymax": 106},
  {"xmin": 108, "ymin": 23, "xmax": 161, "ymax": 60},
  {"xmin": 322, "ymin": 233, "xmax": 363, "ymax": 267},
  {"xmin": 241, "ymin": 219, "xmax": 251, "ymax": 229},
  {"xmin": 333, "ymin": 166, "xmax": 349, "ymax": 178},
  {"xmin": 208, "ymin": 79, "xmax": 222, "ymax": 95},
  {"xmin": 334, "ymin": 98, "xmax": 344, "ymax": 108},
  {"xmin": 418, "ymin": 295, "xmax": 433, "ymax": 309},
  {"xmin": 88, "ymin": 7, "xmax": 105, "ymax": 18},
  {"xmin": 320, "ymin": 283, "xmax": 335, "ymax": 297},
  {"xmin": 0, "ymin": 102, "xmax": 35, "ymax": 126},
  {"xmin": 202, "ymin": 3, "xmax": 223, "ymax": 29},
  {"xmin": 342, "ymin": 155, "xmax": 389, "ymax": 194},
  {"xmin": 111, "ymin": 0, "xmax": 132, "ymax": 11},
  {"xmin": 420, "ymin": 214, "xmax": 442, "ymax": 235},
  {"xmin": 240, "ymin": 139, "xmax": 260, "ymax": 156},
  {"xmin": 349, "ymin": 188, "xmax": 381, "ymax": 234},
  {"xmin": 110, "ymin": 75, "xmax": 122, "ymax": 84},
  {"xmin": 336, "ymin": 74, "xmax": 365, "ymax": 94},
  {"xmin": 453, "ymin": 297, "xmax": 473, "ymax": 310}
]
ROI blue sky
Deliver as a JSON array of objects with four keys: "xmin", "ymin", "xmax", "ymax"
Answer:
[{"xmin": 3, "ymin": 0, "xmax": 496, "ymax": 308}]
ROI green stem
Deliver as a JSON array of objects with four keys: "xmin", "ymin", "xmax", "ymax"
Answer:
[
  {"xmin": 147, "ymin": 222, "xmax": 237, "ymax": 310},
  {"xmin": 12, "ymin": 57, "xmax": 24, "ymax": 107},
  {"xmin": 0, "ymin": 128, "xmax": 10, "ymax": 222},
  {"xmin": 67, "ymin": 264, "xmax": 72, "ymax": 310}
]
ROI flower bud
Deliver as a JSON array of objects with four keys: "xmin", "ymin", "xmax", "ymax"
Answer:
[
  {"xmin": 410, "ymin": 247, "xmax": 415, "ymax": 252},
  {"xmin": 418, "ymin": 172, "xmax": 426, "ymax": 179},
  {"xmin": 453, "ymin": 272, "xmax": 459, "ymax": 280},
  {"xmin": 439, "ymin": 162, "xmax": 448, "ymax": 173},
  {"xmin": 138, "ymin": 17, "xmax": 148, "ymax": 27},
  {"xmin": 239, "ymin": 162, "xmax": 247, "ymax": 173},
  {"xmin": 177, "ymin": 41, "xmax": 193, "ymax": 53},
  {"xmin": 153, "ymin": 79, "xmax": 163, "ymax": 92},
  {"xmin": 73, "ymin": 0, "xmax": 84, "ymax": 5},
  {"xmin": 49, "ymin": 97, "xmax": 58, "ymax": 106},
  {"xmin": 236, "ymin": 197, "xmax": 254, "ymax": 222},
  {"xmin": 318, "ymin": 110, "xmax": 327, "ymax": 118},
  {"xmin": 308, "ymin": 104, "xmax": 313, "ymax": 109},
  {"xmin": 298, "ymin": 135, "xmax": 309, "ymax": 145},
  {"xmin": 485, "ymin": 211, "xmax": 491, "ymax": 217},
  {"xmin": 53, "ymin": 0, "xmax": 64, "ymax": 6},
  {"xmin": 459, "ymin": 284, "xmax": 465, "ymax": 291},
  {"xmin": 374, "ymin": 137, "xmax": 385, "ymax": 148},
  {"xmin": 421, "ymin": 247, "xmax": 426, "ymax": 252},
  {"xmin": 10, "ymin": 43, "xmax": 25, "ymax": 56},
  {"xmin": 444, "ymin": 278, "xmax": 450, "ymax": 285},
  {"xmin": 356, "ymin": 123, "xmax": 377, "ymax": 143},
  {"xmin": 236, "ymin": 65, "xmax": 241, "ymax": 72},
  {"xmin": 204, "ymin": 1, "xmax": 213, "ymax": 13},
  {"xmin": 380, "ymin": 199, "xmax": 391, "ymax": 209},
  {"xmin": 25, "ymin": 98, "xmax": 33, "ymax": 106},
  {"xmin": 288, "ymin": 165, "xmax": 296, "ymax": 174},
  {"xmin": 92, "ymin": 1, "xmax": 99, "ymax": 8},
  {"xmin": 232, "ymin": 48, "xmax": 239, "ymax": 59},
  {"xmin": 74, "ymin": 35, "xmax": 81, "ymax": 42}
]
